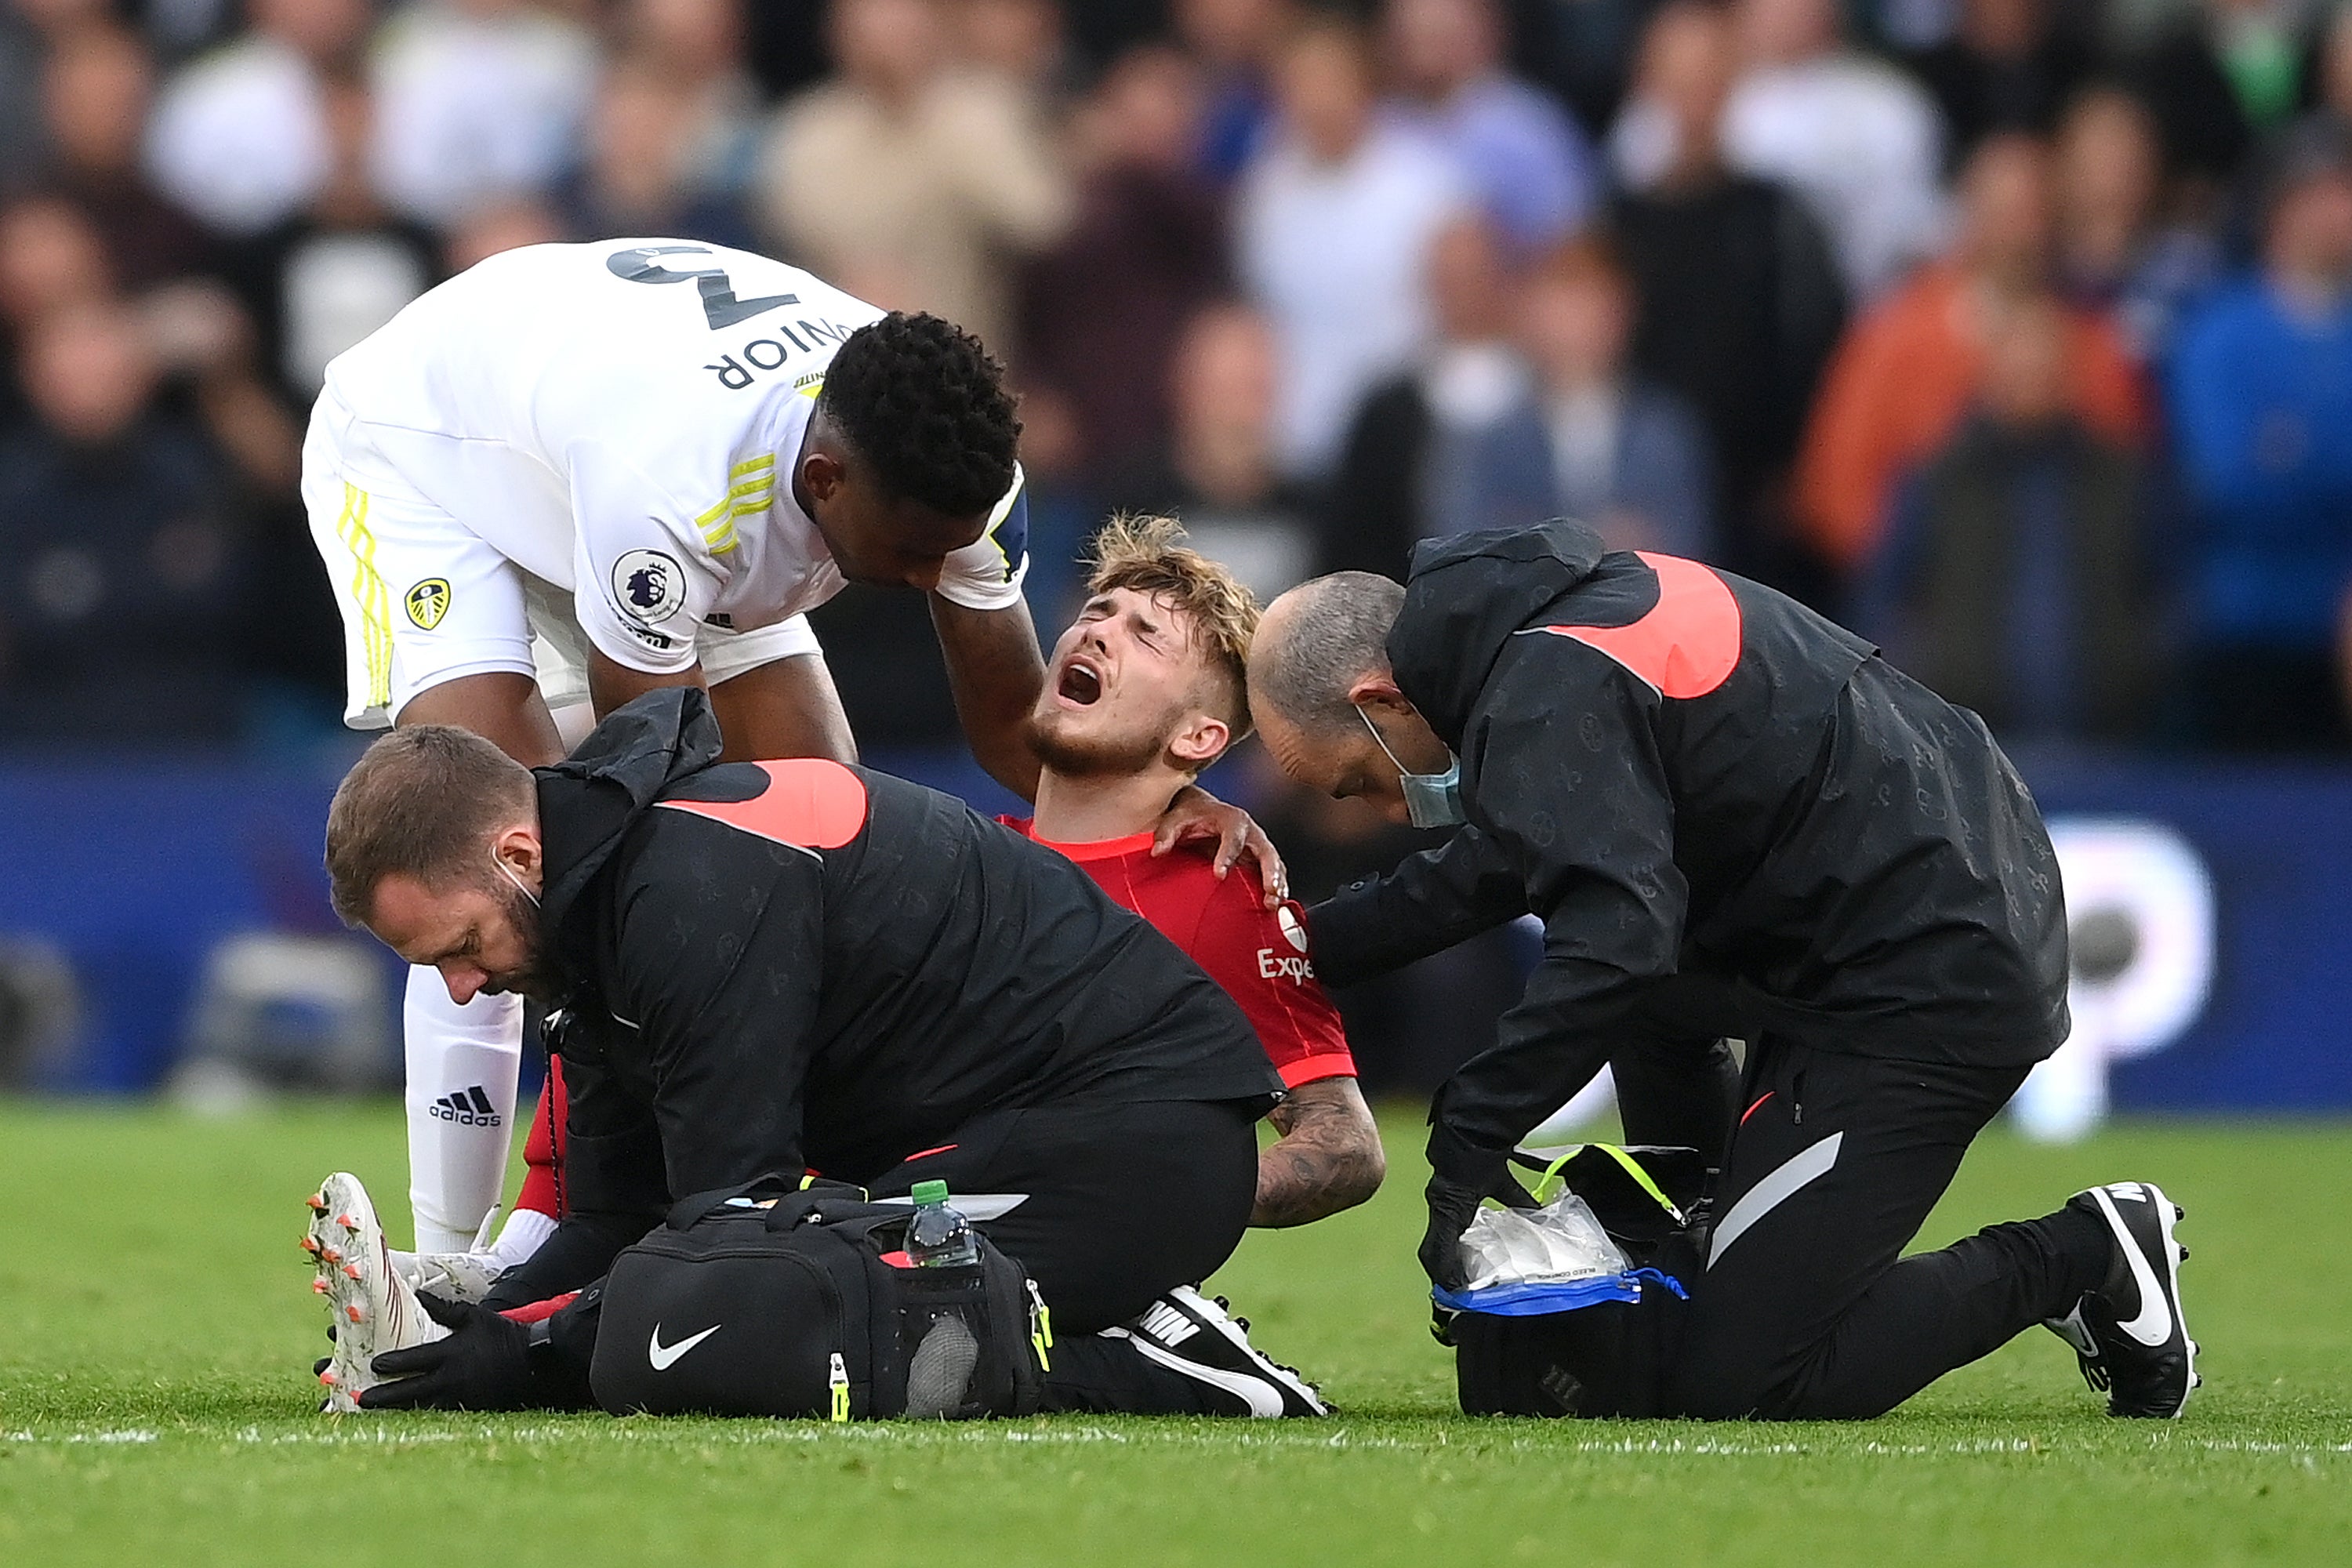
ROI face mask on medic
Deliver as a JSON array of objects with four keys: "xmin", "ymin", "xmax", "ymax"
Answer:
[
  {"xmin": 491, "ymin": 852, "xmax": 540, "ymax": 909},
  {"xmin": 1356, "ymin": 705, "xmax": 1466, "ymax": 829}
]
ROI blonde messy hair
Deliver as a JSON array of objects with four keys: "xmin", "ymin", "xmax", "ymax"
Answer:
[{"xmin": 1084, "ymin": 514, "xmax": 1261, "ymax": 739}]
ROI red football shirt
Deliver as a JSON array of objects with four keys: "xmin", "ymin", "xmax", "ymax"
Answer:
[{"xmin": 1004, "ymin": 820, "xmax": 1356, "ymax": 1090}]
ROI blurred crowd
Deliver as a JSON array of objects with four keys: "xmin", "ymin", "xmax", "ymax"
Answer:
[{"xmin": 5, "ymin": 0, "xmax": 2352, "ymax": 761}]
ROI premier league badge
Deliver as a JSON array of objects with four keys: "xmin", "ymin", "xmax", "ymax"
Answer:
[{"xmin": 612, "ymin": 550, "xmax": 688, "ymax": 623}]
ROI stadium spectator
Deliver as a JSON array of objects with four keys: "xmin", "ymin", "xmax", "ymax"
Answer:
[
  {"xmin": 1864, "ymin": 292, "xmax": 2161, "ymax": 746},
  {"xmin": 1505, "ymin": 0, "xmax": 1657, "ymax": 138},
  {"xmin": 1017, "ymin": 43, "xmax": 1233, "ymax": 485},
  {"xmin": 1900, "ymin": 0, "xmax": 2092, "ymax": 172},
  {"xmin": 2132, "ymin": 0, "xmax": 2310, "ymax": 196},
  {"xmin": 1102, "ymin": 301, "xmax": 1316, "ymax": 601},
  {"xmin": 0, "ymin": 194, "xmax": 114, "ymax": 430},
  {"xmin": 1721, "ymin": 0, "xmax": 1947, "ymax": 300},
  {"xmin": 0, "ymin": 303, "xmax": 250, "ymax": 745},
  {"xmin": 144, "ymin": 0, "xmax": 375, "ymax": 238},
  {"xmin": 1235, "ymin": 13, "xmax": 1468, "ymax": 480},
  {"xmin": 757, "ymin": 0, "xmax": 1073, "ymax": 353},
  {"xmin": 1323, "ymin": 216, "xmax": 1528, "ymax": 578},
  {"xmin": 367, "ymin": 0, "xmax": 599, "ymax": 230},
  {"xmin": 1380, "ymin": 0, "xmax": 1599, "ymax": 258},
  {"xmin": 950, "ymin": 0, "xmax": 1073, "ymax": 97},
  {"xmin": 0, "ymin": 185, "xmax": 296, "ymax": 498},
  {"xmin": 557, "ymin": 62, "xmax": 758, "ymax": 251},
  {"xmin": 222, "ymin": 71, "xmax": 437, "ymax": 412},
  {"xmin": 2053, "ymin": 84, "xmax": 2223, "ymax": 366},
  {"xmin": 1174, "ymin": 0, "xmax": 1298, "ymax": 183},
  {"xmin": 612, "ymin": 0, "xmax": 765, "ymax": 212},
  {"xmin": 36, "ymin": 23, "xmax": 214, "ymax": 289},
  {"xmin": 1609, "ymin": 0, "xmax": 1846, "ymax": 587},
  {"xmin": 1795, "ymin": 132, "xmax": 2149, "ymax": 579},
  {"xmin": 1444, "ymin": 236, "xmax": 1717, "ymax": 558},
  {"xmin": 2166, "ymin": 119, "xmax": 2352, "ymax": 751}
]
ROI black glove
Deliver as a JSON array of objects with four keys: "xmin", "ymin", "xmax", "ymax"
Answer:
[
  {"xmin": 1420, "ymin": 1170, "xmax": 1538, "ymax": 1290},
  {"xmin": 359, "ymin": 1294, "xmax": 543, "ymax": 1411},
  {"xmin": 1420, "ymin": 1174, "xmax": 1485, "ymax": 1290}
]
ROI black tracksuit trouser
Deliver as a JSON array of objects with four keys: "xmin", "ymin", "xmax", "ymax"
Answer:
[
  {"xmin": 859, "ymin": 1097, "xmax": 1260, "ymax": 1335},
  {"xmin": 1664, "ymin": 1036, "xmax": 2115, "ymax": 1419},
  {"xmin": 858, "ymin": 1096, "xmax": 1263, "ymax": 1416}
]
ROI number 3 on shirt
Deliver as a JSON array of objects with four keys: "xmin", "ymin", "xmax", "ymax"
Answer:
[{"xmin": 607, "ymin": 245, "xmax": 799, "ymax": 331}]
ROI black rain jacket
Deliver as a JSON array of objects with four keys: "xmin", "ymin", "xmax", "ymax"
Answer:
[
  {"xmin": 1307, "ymin": 521, "xmax": 2069, "ymax": 1189},
  {"xmin": 496, "ymin": 688, "xmax": 1280, "ymax": 1305}
]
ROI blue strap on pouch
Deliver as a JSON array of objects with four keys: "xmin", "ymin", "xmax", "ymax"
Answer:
[{"xmin": 1432, "ymin": 1267, "xmax": 1690, "ymax": 1318}]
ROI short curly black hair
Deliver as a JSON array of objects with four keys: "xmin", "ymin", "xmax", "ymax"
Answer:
[{"xmin": 818, "ymin": 312, "xmax": 1022, "ymax": 517}]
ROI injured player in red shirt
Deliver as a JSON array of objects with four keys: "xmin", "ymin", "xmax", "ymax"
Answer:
[
  {"xmin": 1003, "ymin": 514, "xmax": 1384, "ymax": 1228},
  {"xmin": 387, "ymin": 516, "xmax": 1383, "ymax": 1303}
]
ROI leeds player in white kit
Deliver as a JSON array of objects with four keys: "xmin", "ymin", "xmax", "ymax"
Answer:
[{"xmin": 308, "ymin": 239, "xmax": 1061, "ymax": 1264}]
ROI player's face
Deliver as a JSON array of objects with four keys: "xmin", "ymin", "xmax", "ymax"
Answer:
[
  {"xmin": 1026, "ymin": 586, "xmax": 1216, "ymax": 776},
  {"xmin": 811, "ymin": 469, "xmax": 987, "ymax": 592},
  {"xmin": 367, "ymin": 869, "xmax": 559, "ymax": 1006}
]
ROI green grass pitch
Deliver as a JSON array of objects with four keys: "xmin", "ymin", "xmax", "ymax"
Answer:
[{"xmin": 2, "ymin": 1102, "xmax": 2347, "ymax": 1566}]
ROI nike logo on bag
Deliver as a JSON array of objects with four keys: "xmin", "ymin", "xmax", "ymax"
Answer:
[
  {"xmin": 648, "ymin": 1322, "xmax": 722, "ymax": 1370},
  {"xmin": 2095, "ymin": 1185, "xmax": 2173, "ymax": 1347}
]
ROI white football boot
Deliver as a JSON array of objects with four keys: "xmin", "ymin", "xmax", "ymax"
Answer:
[
  {"xmin": 388, "ymin": 1250, "xmax": 506, "ymax": 1305},
  {"xmin": 303, "ymin": 1172, "xmax": 449, "ymax": 1412}
]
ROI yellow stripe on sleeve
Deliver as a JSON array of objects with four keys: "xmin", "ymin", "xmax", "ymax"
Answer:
[
  {"xmin": 693, "ymin": 456, "xmax": 779, "ymax": 556},
  {"xmin": 336, "ymin": 481, "xmax": 393, "ymax": 708}
]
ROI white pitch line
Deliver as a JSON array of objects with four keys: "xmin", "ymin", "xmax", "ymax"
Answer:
[{"xmin": 5, "ymin": 1425, "xmax": 2348, "ymax": 1459}]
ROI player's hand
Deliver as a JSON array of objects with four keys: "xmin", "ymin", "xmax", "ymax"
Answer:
[
  {"xmin": 358, "ymin": 1294, "xmax": 539, "ymax": 1411},
  {"xmin": 1153, "ymin": 786, "xmax": 1288, "ymax": 909}
]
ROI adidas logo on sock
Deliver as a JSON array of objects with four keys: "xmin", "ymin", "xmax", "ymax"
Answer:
[
  {"xmin": 1135, "ymin": 1301, "xmax": 1201, "ymax": 1347},
  {"xmin": 427, "ymin": 1086, "xmax": 503, "ymax": 1127}
]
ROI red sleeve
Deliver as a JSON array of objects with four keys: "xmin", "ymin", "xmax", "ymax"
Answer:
[
  {"xmin": 514, "ymin": 1057, "xmax": 570, "ymax": 1221},
  {"xmin": 1178, "ymin": 862, "xmax": 1357, "ymax": 1089}
]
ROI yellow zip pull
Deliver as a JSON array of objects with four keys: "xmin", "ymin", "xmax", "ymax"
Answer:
[{"xmin": 1026, "ymin": 1280, "xmax": 1054, "ymax": 1372}]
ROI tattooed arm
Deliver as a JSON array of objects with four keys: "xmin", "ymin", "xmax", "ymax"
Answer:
[{"xmin": 1252, "ymin": 1076, "xmax": 1387, "ymax": 1228}]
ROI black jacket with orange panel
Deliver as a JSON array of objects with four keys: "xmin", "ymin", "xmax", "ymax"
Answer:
[{"xmin": 1305, "ymin": 521, "xmax": 2070, "ymax": 1190}]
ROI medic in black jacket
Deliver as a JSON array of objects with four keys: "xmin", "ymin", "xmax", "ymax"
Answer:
[
  {"xmin": 323, "ymin": 688, "xmax": 1328, "ymax": 1417},
  {"xmin": 1247, "ymin": 521, "xmax": 2198, "ymax": 1421}
]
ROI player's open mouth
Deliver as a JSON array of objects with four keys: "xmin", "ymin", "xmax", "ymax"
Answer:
[{"xmin": 1058, "ymin": 659, "xmax": 1103, "ymax": 706}]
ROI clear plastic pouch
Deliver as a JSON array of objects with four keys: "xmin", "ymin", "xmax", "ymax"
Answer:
[{"xmin": 1457, "ymin": 1192, "xmax": 1630, "ymax": 1293}]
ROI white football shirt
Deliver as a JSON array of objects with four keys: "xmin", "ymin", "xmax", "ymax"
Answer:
[{"xmin": 320, "ymin": 238, "xmax": 1028, "ymax": 679}]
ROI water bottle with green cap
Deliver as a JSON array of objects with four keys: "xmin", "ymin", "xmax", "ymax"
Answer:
[{"xmin": 905, "ymin": 1178, "xmax": 980, "ymax": 1269}]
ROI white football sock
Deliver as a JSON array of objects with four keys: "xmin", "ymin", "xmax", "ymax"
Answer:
[
  {"xmin": 488, "ymin": 1206, "xmax": 559, "ymax": 1270},
  {"xmin": 403, "ymin": 967, "xmax": 523, "ymax": 1254}
]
